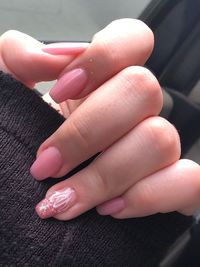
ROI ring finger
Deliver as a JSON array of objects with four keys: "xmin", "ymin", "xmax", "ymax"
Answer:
[
  {"xmin": 35, "ymin": 116, "xmax": 180, "ymax": 220},
  {"xmin": 104, "ymin": 159, "xmax": 200, "ymax": 219}
]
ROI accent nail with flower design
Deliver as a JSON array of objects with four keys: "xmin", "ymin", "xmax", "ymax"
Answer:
[{"xmin": 35, "ymin": 188, "xmax": 77, "ymax": 219}]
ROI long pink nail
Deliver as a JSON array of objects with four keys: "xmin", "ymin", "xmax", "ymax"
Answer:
[
  {"xmin": 50, "ymin": 68, "xmax": 88, "ymax": 103},
  {"xmin": 42, "ymin": 42, "xmax": 89, "ymax": 55},
  {"xmin": 30, "ymin": 147, "xmax": 62, "ymax": 180},
  {"xmin": 36, "ymin": 188, "xmax": 77, "ymax": 219},
  {"xmin": 97, "ymin": 197, "xmax": 125, "ymax": 215}
]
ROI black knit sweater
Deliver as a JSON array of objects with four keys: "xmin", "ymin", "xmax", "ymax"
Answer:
[{"xmin": 0, "ymin": 72, "xmax": 192, "ymax": 266}]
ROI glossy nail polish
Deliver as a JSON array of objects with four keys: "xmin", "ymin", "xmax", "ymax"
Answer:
[
  {"xmin": 30, "ymin": 146, "xmax": 62, "ymax": 180},
  {"xmin": 42, "ymin": 42, "xmax": 89, "ymax": 55},
  {"xmin": 35, "ymin": 188, "xmax": 77, "ymax": 219},
  {"xmin": 50, "ymin": 68, "xmax": 88, "ymax": 103}
]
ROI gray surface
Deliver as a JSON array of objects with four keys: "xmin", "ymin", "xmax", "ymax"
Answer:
[{"xmin": 0, "ymin": 0, "xmax": 150, "ymax": 41}]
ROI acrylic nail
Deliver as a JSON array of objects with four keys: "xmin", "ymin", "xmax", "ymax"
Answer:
[
  {"xmin": 35, "ymin": 188, "xmax": 77, "ymax": 219},
  {"xmin": 97, "ymin": 197, "xmax": 125, "ymax": 215},
  {"xmin": 50, "ymin": 68, "xmax": 88, "ymax": 103},
  {"xmin": 30, "ymin": 146, "xmax": 62, "ymax": 180},
  {"xmin": 42, "ymin": 42, "xmax": 89, "ymax": 55}
]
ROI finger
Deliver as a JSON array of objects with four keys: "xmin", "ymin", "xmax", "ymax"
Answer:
[
  {"xmin": 178, "ymin": 206, "xmax": 197, "ymax": 216},
  {"xmin": 30, "ymin": 66, "xmax": 163, "ymax": 180},
  {"xmin": 178, "ymin": 202, "xmax": 200, "ymax": 216},
  {"xmin": 104, "ymin": 159, "xmax": 200, "ymax": 219},
  {"xmin": 35, "ymin": 116, "xmax": 180, "ymax": 220},
  {"xmin": 49, "ymin": 19, "xmax": 154, "ymax": 102},
  {"xmin": 0, "ymin": 30, "xmax": 88, "ymax": 87}
]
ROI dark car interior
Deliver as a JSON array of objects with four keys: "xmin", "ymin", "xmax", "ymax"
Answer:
[{"xmin": 140, "ymin": 1, "xmax": 200, "ymax": 266}]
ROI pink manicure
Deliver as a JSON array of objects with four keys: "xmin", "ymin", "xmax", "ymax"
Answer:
[
  {"xmin": 50, "ymin": 68, "xmax": 88, "ymax": 103},
  {"xmin": 30, "ymin": 146, "xmax": 62, "ymax": 180},
  {"xmin": 35, "ymin": 188, "xmax": 77, "ymax": 219},
  {"xmin": 97, "ymin": 197, "xmax": 125, "ymax": 215},
  {"xmin": 42, "ymin": 42, "xmax": 89, "ymax": 55}
]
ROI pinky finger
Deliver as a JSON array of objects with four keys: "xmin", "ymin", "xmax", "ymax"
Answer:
[{"xmin": 97, "ymin": 159, "xmax": 200, "ymax": 219}]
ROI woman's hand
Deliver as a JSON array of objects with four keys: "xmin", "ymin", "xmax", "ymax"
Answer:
[{"xmin": 1, "ymin": 19, "xmax": 200, "ymax": 221}]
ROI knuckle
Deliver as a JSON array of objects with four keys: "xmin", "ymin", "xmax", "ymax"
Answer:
[
  {"xmin": 92, "ymin": 19, "xmax": 154, "ymax": 67},
  {"xmin": 121, "ymin": 19, "xmax": 154, "ymax": 54},
  {"xmin": 127, "ymin": 19, "xmax": 154, "ymax": 55},
  {"xmin": 120, "ymin": 66, "xmax": 163, "ymax": 114},
  {"xmin": 95, "ymin": 38, "xmax": 111, "ymax": 56},
  {"xmin": 67, "ymin": 119, "xmax": 90, "ymax": 150},
  {"xmin": 92, "ymin": 36, "xmax": 119, "ymax": 67},
  {"xmin": 95, "ymin": 19, "xmax": 154, "ymax": 52},
  {"xmin": 90, "ymin": 163, "xmax": 110, "ymax": 197},
  {"xmin": 144, "ymin": 117, "xmax": 181, "ymax": 161}
]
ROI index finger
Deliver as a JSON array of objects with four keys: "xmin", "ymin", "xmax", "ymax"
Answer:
[
  {"xmin": 49, "ymin": 19, "xmax": 154, "ymax": 102},
  {"xmin": 0, "ymin": 30, "xmax": 88, "ymax": 88}
]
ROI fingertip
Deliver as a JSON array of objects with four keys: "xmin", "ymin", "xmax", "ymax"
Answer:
[
  {"xmin": 96, "ymin": 197, "xmax": 125, "ymax": 216},
  {"xmin": 30, "ymin": 146, "xmax": 63, "ymax": 180},
  {"xmin": 0, "ymin": 30, "xmax": 76, "ymax": 84}
]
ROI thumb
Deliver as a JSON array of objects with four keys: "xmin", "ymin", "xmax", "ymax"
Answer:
[{"xmin": 0, "ymin": 30, "xmax": 87, "ymax": 88}]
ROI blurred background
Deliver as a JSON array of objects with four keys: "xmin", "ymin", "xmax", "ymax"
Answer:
[{"xmin": 0, "ymin": 0, "xmax": 150, "ymax": 41}]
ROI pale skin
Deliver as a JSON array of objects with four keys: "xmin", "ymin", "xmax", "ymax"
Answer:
[{"xmin": 1, "ymin": 19, "xmax": 200, "ymax": 220}]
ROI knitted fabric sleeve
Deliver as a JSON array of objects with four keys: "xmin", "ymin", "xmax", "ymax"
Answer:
[{"xmin": 0, "ymin": 71, "xmax": 192, "ymax": 267}]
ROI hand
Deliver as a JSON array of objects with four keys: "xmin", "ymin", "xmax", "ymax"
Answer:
[{"xmin": 1, "ymin": 19, "xmax": 200, "ymax": 221}]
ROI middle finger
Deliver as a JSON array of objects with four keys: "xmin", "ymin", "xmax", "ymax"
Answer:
[{"xmin": 31, "ymin": 66, "xmax": 162, "ymax": 180}]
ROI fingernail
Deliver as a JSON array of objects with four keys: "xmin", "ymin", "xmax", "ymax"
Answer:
[
  {"xmin": 30, "ymin": 146, "xmax": 62, "ymax": 180},
  {"xmin": 97, "ymin": 197, "xmax": 125, "ymax": 216},
  {"xmin": 42, "ymin": 42, "xmax": 89, "ymax": 55},
  {"xmin": 50, "ymin": 68, "xmax": 88, "ymax": 102},
  {"xmin": 35, "ymin": 188, "xmax": 77, "ymax": 219}
]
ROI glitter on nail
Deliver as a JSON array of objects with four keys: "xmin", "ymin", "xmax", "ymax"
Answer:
[{"xmin": 36, "ymin": 188, "xmax": 76, "ymax": 219}]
